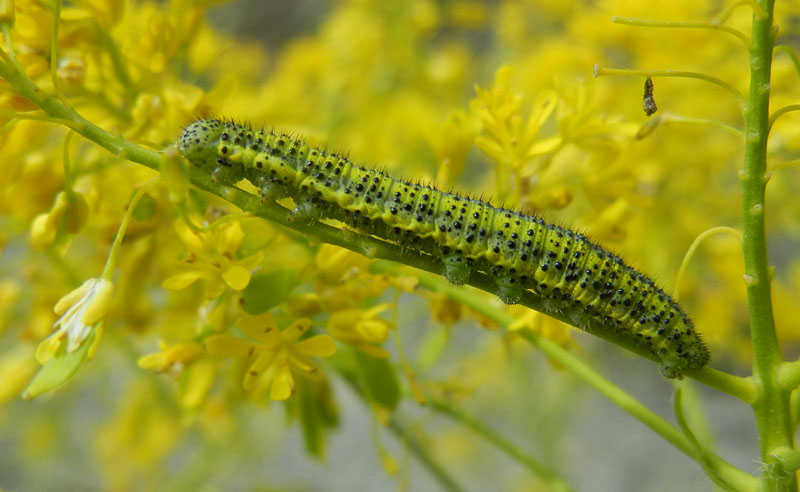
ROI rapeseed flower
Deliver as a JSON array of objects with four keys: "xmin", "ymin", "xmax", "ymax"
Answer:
[
  {"xmin": 34, "ymin": 277, "xmax": 113, "ymax": 364},
  {"xmin": 162, "ymin": 218, "xmax": 263, "ymax": 298},
  {"xmin": 207, "ymin": 313, "xmax": 336, "ymax": 400}
]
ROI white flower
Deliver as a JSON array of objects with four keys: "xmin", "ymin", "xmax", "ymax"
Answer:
[{"xmin": 35, "ymin": 278, "xmax": 114, "ymax": 364}]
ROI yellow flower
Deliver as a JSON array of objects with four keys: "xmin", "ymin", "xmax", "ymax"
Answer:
[
  {"xmin": 162, "ymin": 218, "xmax": 263, "ymax": 299},
  {"xmin": 137, "ymin": 341, "xmax": 204, "ymax": 375},
  {"xmin": 471, "ymin": 66, "xmax": 561, "ymax": 173},
  {"xmin": 138, "ymin": 341, "xmax": 215, "ymax": 409},
  {"xmin": 327, "ymin": 303, "xmax": 393, "ymax": 358},
  {"xmin": 206, "ymin": 313, "xmax": 336, "ymax": 400},
  {"xmin": 34, "ymin": 277, "xmax": 113, "ymax": 364},
  {"xmin": 29, "ymin": 191, "xmax": 90, "ymax": 249}
]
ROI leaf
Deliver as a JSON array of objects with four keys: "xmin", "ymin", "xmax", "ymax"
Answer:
[
  {"xmin": 23, "ymin": 333, "xmax": 92, "ymax": 399},
  {"xmin": 353, "ymin": 349, "xmax": 400, "ymax": 411},
  {"xmin": 239, "ymin": 269, "xmax": 297, "ymax": 315},
  {"xmin": 298, "ymin": 381, "xmax": 325, "ymax": 459}
]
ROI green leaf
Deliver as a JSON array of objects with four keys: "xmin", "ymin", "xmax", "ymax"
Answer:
[
  {"xmin": 239, "ymin": 269, "xmax": 297, "ymax": 315},
  {"xmin": 354, "ymin": 349, "xmax": 400, "ymax": 410},
  {"xmin": 298, "ymin": 381, "xmax": 325, "ymax": 459},
  {"xmin": 23, "ymin": 334, "xmax": 92, "ymax": 399}
]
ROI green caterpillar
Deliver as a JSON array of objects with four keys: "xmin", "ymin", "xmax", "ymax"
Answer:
[{"xmin": 178, "ymin": 118, "xmax": 709, "ymax": 377}]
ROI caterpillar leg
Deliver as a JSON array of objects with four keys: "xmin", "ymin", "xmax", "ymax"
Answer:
[
  {"xmin": 495, "ymin": 273, "xmax": 524, "ymax": 305},
  {"xmin": 288, "ymin": 199, "xmax": 324, "ymax": 222},
  {"xmin": 210, "ymin": 163, "xmax": 240, "ymax": 184},
  {"xmin": 260, "ymin": 181, "xmax": 285, "ymax": 202},
  {"xmin": 442, "ymin": 251, "xmax": 470, "ymax": 285}
]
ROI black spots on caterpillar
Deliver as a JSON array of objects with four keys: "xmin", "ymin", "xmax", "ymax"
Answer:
[
  {"xmin": 178, "ymin": 118, "xmax": 710, "ymax": 377},
  {"xmin": 643, "ymin": 77, "xmax": 658, "ymax": 116}
]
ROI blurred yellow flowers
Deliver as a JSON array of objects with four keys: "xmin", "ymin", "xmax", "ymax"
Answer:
[
  {"xmin": 206, "ymin": 313, "xmax": 336, "ymax": 400},
  {"xmin": 162, "ymin": 218, "xmax": 263, "ymax": 298}
]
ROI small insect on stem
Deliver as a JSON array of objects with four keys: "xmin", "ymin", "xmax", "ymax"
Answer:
[{"xmin": 643, "ymin": 77, "xmax": 658, "ymax": 116}]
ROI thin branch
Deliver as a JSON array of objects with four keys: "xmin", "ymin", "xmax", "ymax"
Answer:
[
  {"xmin": 659, "ymin": 114, "xmax": 743, "ymax": 137},
  {"xmin": 385, "ymin": 418, "xmax": 465, "ymax": 492},
  {"xmin": 673, "ymin": 389, "xmax": 742, "ymax": 492},
  {"xmin": 774, "ymin": 45, "xmax": 800, "ymax": 81},
  {"xmin": 426, "ymin": 397, "xmax": 574, "ymax": 492},
  {"xmin": 769, "ymin": 158, "xmax": 800, "ymax": 172},
  {"xmin": 673, "ymin": 226, "xmax": 742, "ymax": 302},
  {"xmin": 714, "ymin": 0, "xmax": 767, "ymax": 24},
  {"xmin": 593, "ymin": 65, "xmax": 745, "ymax": 106},
  {"xmin": 768, "ymin": 104, "xmax": 800, "ymax": 130},
  {"xmin": 612, "ymin": 17, "xmax": 751, "ymax": 48}
]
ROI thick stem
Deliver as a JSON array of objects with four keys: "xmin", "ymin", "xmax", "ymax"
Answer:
[{"xmin": 743, "ymin": 2, "xmax": 796, "ymax": 490}]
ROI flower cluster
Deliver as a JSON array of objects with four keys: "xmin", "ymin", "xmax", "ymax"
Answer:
[{"xmin": 1, "ymin": 0, "xmax": 798, "ymax": 490}]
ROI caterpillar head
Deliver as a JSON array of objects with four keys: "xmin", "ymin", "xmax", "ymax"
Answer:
[{"xmin": 178, "ymin": 119, "xmax": 224, "ymax": 167}]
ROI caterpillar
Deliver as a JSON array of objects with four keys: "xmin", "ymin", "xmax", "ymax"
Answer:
[{"xmin": 178, "ymin": 118, "xmax": 709, "ymax": 377}]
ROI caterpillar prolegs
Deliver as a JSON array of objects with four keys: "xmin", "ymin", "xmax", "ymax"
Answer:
[{"xmin": 178, "ymin": 119, "xmax": 710, "ymax": 377}]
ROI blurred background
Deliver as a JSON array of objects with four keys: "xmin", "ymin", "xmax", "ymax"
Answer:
[{"xmin": 2, "ymin": 0, "xmax": 800, "ymax": 490}]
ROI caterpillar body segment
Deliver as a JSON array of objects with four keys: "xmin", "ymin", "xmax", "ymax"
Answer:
[{"xmin": 178, "ymin": 118, "xmax": 710, "ymax": 377}]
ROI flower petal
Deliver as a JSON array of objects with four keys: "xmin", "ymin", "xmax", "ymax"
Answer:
[
  {"xmin": 222, "ymin": 265, "xmax": 251, "ymax": 290},
  {"xmin": 162, "ymin": 270, "xmax": 209, "ymax": 290},
  {"xmin": 294, "ymin": 335, "xmax": 336, "ymax": 357},
  {"xmin": 34, "ymin": 333, "xmax": 63, "ymax": 365},
  {"xmin": 181, "ymin": 359, "xmax": 215, "ymax": 409},
  {"xmin": 281, "ymin": 318, "xmax": 312, "ymax": 343},
  {"xmin": 356, "ymin": 320, "xmax": 390, "ymax": 343},
  {"xmin": 238, "ymin": 251, "xmax": 264, "ymax": 271},
  {"xmin": 174, "ymin": 219, "xmax": 206, "ymax": 253},
  {"xmin": 218, "ymin": 221, "xmax": 245, "ymax": 255},
  {"xmin": 270, "ymin": 362, "xmax": 294, "ymax": 400},
  {"xmin": 354, "ymin": 343, "xmax": 391, "ymax": 359},
  {"xmin": 205, "ymin": 334, "xmax": 254, "ymax": 357},
  {"xmin": 243, "ymin": 352, "xmax": 275, "ymax": 391},
  {"xmin": 81, "ymin": 279, "xmax": 114, "ymax": 325},
  {"xmin": 238, "ymin": 313, "xmax": 279, "ymax": 345},
  {"xmin": 53, "ymin": 278, "xmax": 94, "ymax": 315}
]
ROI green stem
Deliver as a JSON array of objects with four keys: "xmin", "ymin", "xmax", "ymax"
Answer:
[
  {"xmin": 101, "ymin": 178, "xmax": 159, "ymax": 280},
  {"xmin": 774, "ymin": 45, "xmax": 800, "ymax": 80},
  {"xmin": 714, "ymin": 0, "xmax": 767, "ymax": 24},
  {"xmin": 90, "ymin": 19, "xmax": 135, "ymax": 102},
  {"xmin": 0, "ymin": 61, "xmax": 160, "ymax": 169},
  {"xmin": 0, "ymin": 43, "xmax": 762, "ymax": 491},
  {"xmin": 769, "ymin": 103, "xmax": 800, "ymax": 129},
  {"xmin": 375, "ymin": 261, "xmax": 755, "ymax": 402},
  {"xmin": 50, "ymin": 0, "xmax": 65, "ymax": 103},
  {"xmin": 659, "ymin": 114, "xmax": 744, "ymax": 137},
  {"xmin": 371, "ymin": 262, "xmax": 756, "ymax": 488},
  {"xmin": 742, "ymin": 2, "xmax": 796, "ymax": 490},
  {"xmin": 611, "ymin": 17, "xmax": 751, "ymax": 48},
  {"xmin": 0, "ymin": 55, "xmax": 756, "ymax": 398},
  {"xmin": 386, "ymin": 418, "xmax": 465, "ymax": 492},
  {"xmin": 518, "ymin": 329, "xmax": 756, "ymax": 491},
  {"xmin": 593, "ymin": 66, "xmax": 745, "ymax": 104},
  {"xmin": 426, "ymin": 397, "xmax": 574, "ymax": 492}
]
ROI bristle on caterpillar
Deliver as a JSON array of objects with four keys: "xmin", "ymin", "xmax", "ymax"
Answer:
[{"xmin": 178, "ymin": 118, "xmax": 710, "ymax": 377}]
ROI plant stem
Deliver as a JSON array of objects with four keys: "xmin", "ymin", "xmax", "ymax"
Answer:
[
  {"xmin": 371, "ymin": 263, "xmax": 757, "ymax": 488},
  {"xmin": 593, "ymin": 65, "xmax": 745, "ymax": 104},
  {"xmin": 742, "ymin": 2, "xmax": 796, "ymax": 490},
  {"xmin": 386, "ymin": 418, "xmax": 465, "ymax": 492},
  {"xmin": 611, "ymin": 17, "xmax": 751, "ymax": 48},
  {"xmin": 426, "ymin": 397, "xmax": 574, "ymax": 492}
]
